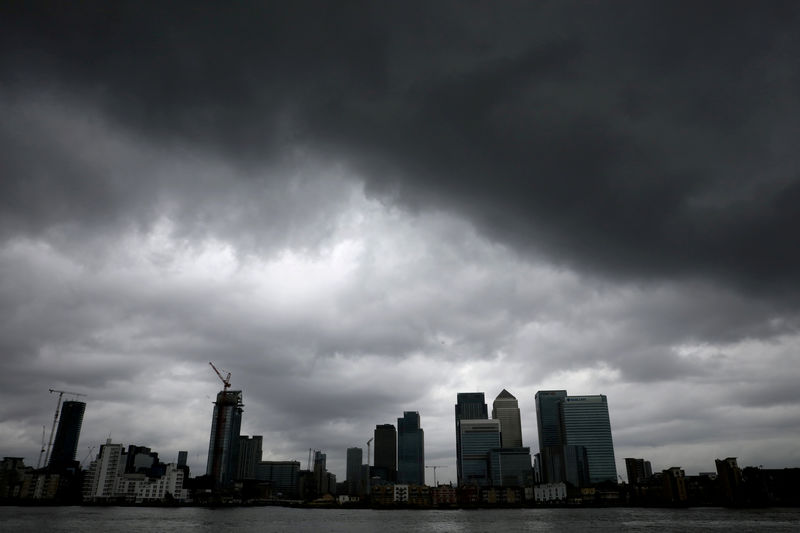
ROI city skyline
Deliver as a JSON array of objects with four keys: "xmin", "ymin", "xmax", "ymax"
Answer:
[{"xmin": 2, "ymin": 2, "xmax": 799, "ymax": 487}]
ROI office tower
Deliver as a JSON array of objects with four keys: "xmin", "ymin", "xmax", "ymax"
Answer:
[
  {"xmin": 48, "ymin": 400, "xmax": 86, "ymax": 471},
  {"xmin": 205, "ymin": 390, "xmax": 243, "ymax": 487},
  {"xmin": 177, "ymin": 451, "xmax": 188, "ymax": 467},
  {"xmin": 459, "ymin": 419, "xmax": 501, "ymax": 486},
  {"xmin": 492, "ymin": 389, "xmax": 523, "ymax": 448},
  {"xmin": 489, "ymin": 447, "xmax": 533, "ymax": 487},
  {"xmin": 397, "ymin": 411, "xmax": 425, "ymax": 485},
  {"xmin": 455, "ymin": 393, "xmax": 488, "ymax": 484},
  {"xmin": 560, "ymin": 395, "xmax": 617, "ymax": 483},
  {"xmin": 535, "ymin": 390, "xmax": 567, "ymax": 451},
  {"xmin": 625, "ymin": 457, "xmax": 653, "ymax": 485},
  {"xmin": 236, "ymin": 435, "xmax": 263, "ymax": 480},
  {"xmin": 255, "ymin": 460, "xmax": 300, "ymax": 498},
  {"xmin": 346, "ymin": 447, "xmax": 363, "ymax": 495},
  {"xmin": 373, "ymin": 424, "xmax": 397, "ymax": 482}
]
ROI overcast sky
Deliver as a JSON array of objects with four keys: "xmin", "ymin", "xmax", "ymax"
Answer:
[{"xmin": 2, "ymin": 1, "xmax": 799, "ymax": 484}]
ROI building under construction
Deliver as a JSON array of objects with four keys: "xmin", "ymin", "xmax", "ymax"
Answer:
[{"xmin": 205, "ymin": 390, "xmax": 243, "ymax": 488}]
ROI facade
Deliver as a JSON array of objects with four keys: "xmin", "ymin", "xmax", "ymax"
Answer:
[
  {"xmin": 534, "ymin": 482, "xmax": 567, "ymax": 503},
  {"xmin": 48, "ymin": 400, "xmax": 86, "ymax": 471},
  {"xmin": 560, "ymin": 395, "xmax": 617, "ymax": 484},
  {"xmin": 83, "ymin": 440, "xmax": 125, "ymax": 501},
  {"xmin": 236, "ymin": 435, "xmax": 263, "ymax": 480},
  {"xmin": 535, "ymin": 390, "xmax": 567, "ymax": 450},
  {"xmin": 255, "ymin": 460, "xmax": 300, "ymax": 498},
  {"xmin": 346, "ymin": 447, "xmax": 363, "ymax": 496},
  {"xmin": 489, "ymin": 447, "xmax": 533, "ymax": 487},
  {"xmin": 205, "ymin": 390, "xmax": 243, "ymax": 487},
  {"xmin": 114, "ymin": 463, "xmax": 187, "ymax": 503},
  {"xmin": 459, "ymin": 419, "xmax": 501, "ymax": 486},
  {"xmin": 455, "ymin": 393, "xmax": 488, "ymax": 485},
  {"xmin": 492, "ymin": 390, "xmax": 523, "ymax": 448},
  {"xmin": 397, "ymin": 411, "xmax": 425, "ymax": 485},
  {"xmin": 373, "ymin": 424, "xmax": 397, "ymax": 482}
]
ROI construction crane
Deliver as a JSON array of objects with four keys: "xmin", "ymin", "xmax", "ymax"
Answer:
[
  {"xmin": 44, "ymin": 389, "xmax": 86, "ymax": 467},
  {"xmin": 80, "ymin": 445, "xmax": 96, "ymax": 469},
  {"xmin": 426, "ymin": 465, "xmax": 448, "ymax": 486},
  {"xmin": 36, "ymin": 426, "xmax": 46, "ymax": 469},
  {"xmin": 209, "ymin": 362, "xmax": 231, "ymax": 392}
]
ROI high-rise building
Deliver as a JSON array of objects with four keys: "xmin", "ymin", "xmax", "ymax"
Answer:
[
  {"xmin": 255, "ymin": 460, "xmax": 300, "ymax": 498},
  {"xmin": 205, "ymin": 390, "xmax": 243, "ymax": 487},
  {"xmin": 535, "ymin": 390, "xmax": 567, "ymax": 451},
  {"xmin": 489, "ymin": 447, "xmax": 533, "ymax": 487},
  {"xmin": 48, "ymin": 400, "xmax": 85, "ymax": 471},
  {"xmin": 560, "ymin": 395, "xmax": 617, "ymax": 484},
  {"xmin": 346, "ymin": 447, "xmax": 363, "ymax": 495},
  {"xmin": 177, "ymin": 451, "xmax": 188, "ymax": 467},
  {"xmin": 492, "ymin": 389, "xmax": 523, "ymax": 448},
  {"xmin": 625, "ymin": 457, "xmax": 652, "ymax": 485},
  {"xmin": 459, "ymin": 419, "xmax": 501, "ymax": 486},
  {"xmin": 397, "ymin": 411, "xmax": 424, "ymax": 485},
  {"xmin": 373, "ymin": 424, "xmax": 397, "ymax": 482},
  {"xmin": 455, "ymin": 393, "xmax": 488, "ymax": 485},
  {"xmin": 236, "ymin": 435, "xmax": 263, "ymax": 480},
  {"xmin": 82, "ymin": 439, "xmax": 124, "ymax": 501}
]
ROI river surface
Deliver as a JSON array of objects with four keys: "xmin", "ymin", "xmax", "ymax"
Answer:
[{"xmin": 2, "ymin": 506, "xmax": 799, "ymax": 532}]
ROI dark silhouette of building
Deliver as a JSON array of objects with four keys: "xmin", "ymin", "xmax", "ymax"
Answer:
[
  {"xmin": 236, "ymin": 435, "xmax": 262, "ymax": 480},
  {"xmin": 455, "ymin": 392, "xmax": 488, "ymax": 485},
  {"xmin": 373, "ymin": 424, "xmax": 397, "ymax": 483},
  {"xmin": 397, "ymin": 411, "xmax": 424, "ymax": 485},
  {"xmin": 346, "ymin": 447, "xmax": 363, "ymax": 495},
  {"xmin": 489, "ymin": 447, "xmax": 532, "ymax": 486},
  {"xmin": 625, "ymin": 457, "xmax": 653, "ymax": 485},
  {"xmin": 205, "ymin": 390, "xmax": 243, "ymax": 487},
  {"xmin": 47, "ymin": 401, "xmax": 85, "ymax": 472},
  {"xmin": 459, "ymin": 419, "xmax": 500, "ymax": 486}
]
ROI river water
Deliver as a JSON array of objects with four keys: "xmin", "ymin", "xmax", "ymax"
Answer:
[{"xmin": 2, "ymin": 506, "xmax": 799, "ymax": 532}]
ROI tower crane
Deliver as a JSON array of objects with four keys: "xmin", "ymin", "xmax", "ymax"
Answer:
[
  {"xmin": 209, "ymin": 362, "xmax": 231, "ymax": 392},
  {"xmin": 44, "ymin": 389, "xmax": 86, "ymax": 467},
  {"xmin": 426, "ymin": 465, "xmax": 448, "ymax": 486}
]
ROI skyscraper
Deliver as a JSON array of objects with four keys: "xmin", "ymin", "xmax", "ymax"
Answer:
[
  {"xmin": 492, "ymin": 389, "xmax": 523, "ymax": 448},
  {"xmin": 48, "ymin": 400, "xmax": 86, "ymax": 471},
  {"xmin": 535, "ymin": 390, "xmax": 569, "ymax": 484},
  {"xmin": 236, "ymin": 435, "xmax": 263, "ymax": 480},
  {"xmin": 455, "ymin": 392, "xmax": 488, "ymax": 485},
  {"xmin": 397, "ymin": 411, "xmax": 425, "ymax": 485},
  {"xmin": 535, "ymin": 390, "xmax": 567, "ymax": 450},
  {"xmin": 458, "ymin": 419, "xmax": 500, "ymax": 486},
  {"xmin": 206, "ymin": 390, "xmax": 243, "ymax": 487},
  {"xmin": 346, "ymin": 447, "xmax": 363, "ymax": 495},
  {"xmin": 373, "ymin": 424, "xmax": 397, "ymax": 482},
  {"xmin": 560, "ymin": 395, "xmax": 617, "ymax": 484}
]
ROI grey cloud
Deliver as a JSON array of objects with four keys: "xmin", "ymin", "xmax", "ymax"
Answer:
[{"xmin": 3, "ymin": 2, "xmax": 800, "ymax": 296}]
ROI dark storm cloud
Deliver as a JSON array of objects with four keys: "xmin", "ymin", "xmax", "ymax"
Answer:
[{"xmin": 3, "ymin": 1, "xmax": 799, "ymax": 295}]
